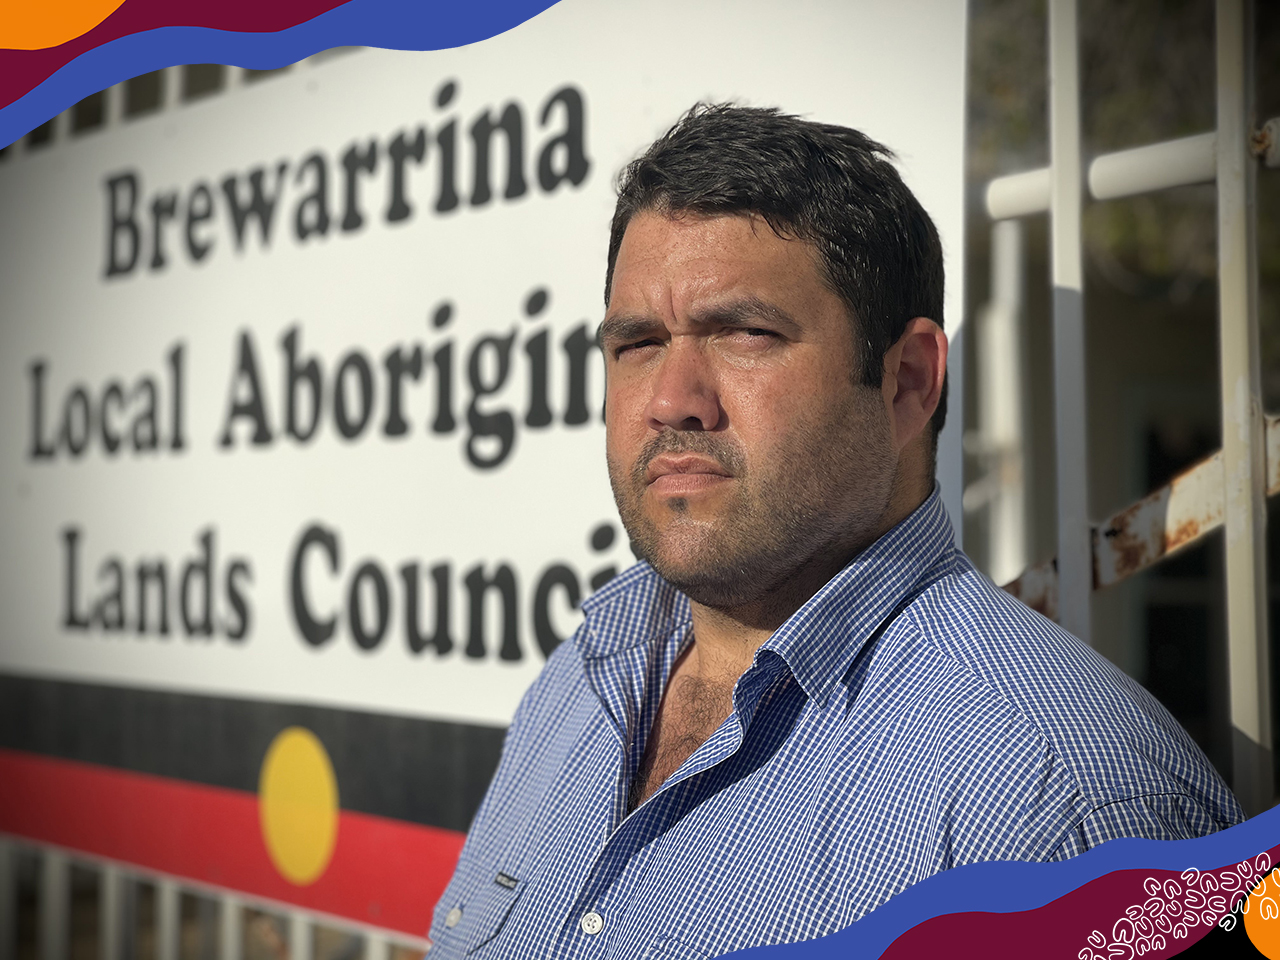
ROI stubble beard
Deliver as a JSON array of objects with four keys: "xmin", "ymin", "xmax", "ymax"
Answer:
[{"xmin": 607, "ymin": 388, "xmax": 897, "ymax": 612}]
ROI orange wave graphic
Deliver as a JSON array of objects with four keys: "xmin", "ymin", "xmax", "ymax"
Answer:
[{"xmin": 0, "ymin": 0, "xmax": 127, "ymax": 51}]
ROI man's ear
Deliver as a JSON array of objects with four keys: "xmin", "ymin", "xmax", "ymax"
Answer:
[{"xmin": 880, "ymin": 317, "xmax": 947, "ymax": 454}]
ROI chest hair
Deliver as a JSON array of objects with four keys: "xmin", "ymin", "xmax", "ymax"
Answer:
[{"xmin": 627, "ymin": 670, "xmax": 736, "ymax": 812}]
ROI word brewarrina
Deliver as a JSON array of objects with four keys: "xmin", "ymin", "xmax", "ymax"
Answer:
[{"xmin": 103, "ymin": 80, "xmax": 589, "ymax": 278}]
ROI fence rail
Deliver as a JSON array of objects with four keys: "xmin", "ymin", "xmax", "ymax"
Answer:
[
  {"xmin": 1002, "ymin": 414, "xmax": 1280, "ymax": 620},
  {"xmin": 0, "ymin": 835, "xmax": 428, "ymax": 960}
]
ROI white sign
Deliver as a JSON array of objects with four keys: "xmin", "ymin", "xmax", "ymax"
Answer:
[{"xmin": 0, "ymin": 0, "xmax": 967, "ymax": 729}]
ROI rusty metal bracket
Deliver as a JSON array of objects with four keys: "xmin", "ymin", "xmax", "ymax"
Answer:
[
  {"xmin": 1002, "ymin": 413, "xmax": 1280, "ymax": 621},
  {"xmin": 1002, "ymin": 557, "xmax": 1060, "ymax": 621},
  {"xmin": 1252, "ymin": 117, "xmax": 1280, "ymax": 168}
]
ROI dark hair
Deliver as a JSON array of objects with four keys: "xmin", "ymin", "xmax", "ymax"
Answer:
[{"xmin": 605, "ymin": 103, "xmax": 947, "ymax": 440}]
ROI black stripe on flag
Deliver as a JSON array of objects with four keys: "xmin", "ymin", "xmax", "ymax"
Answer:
[{"xmin": 0, "ymin": 673, "xmax": 505, "ymax": 833}]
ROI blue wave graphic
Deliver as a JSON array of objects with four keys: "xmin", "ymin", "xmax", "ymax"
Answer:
[
  {"xmin": 0, "ymin": 0, "xmax": 560, "ymax": 149},
  {"xmin": 730, "ymin": 804, "xmax": 1280, "ymax": 959}
]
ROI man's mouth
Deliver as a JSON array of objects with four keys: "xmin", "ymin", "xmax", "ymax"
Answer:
[{"xmin": 644, "ymin": 454, "xmax": 733, "ymax": 495}]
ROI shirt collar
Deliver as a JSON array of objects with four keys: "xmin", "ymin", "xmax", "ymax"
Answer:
[
  {"xmin": 579, "ymin": 487, "xmax": 955, "ymax": 704},
  {"xmin": 578, "ymin": 559, "xmax": 692, "ymax": 659},
  {"xmin": 763, "ymin": 486, "xmax": 955, "ymax": 705}
]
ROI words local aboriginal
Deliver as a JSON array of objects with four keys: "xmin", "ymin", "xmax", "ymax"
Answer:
[{"xmin": 28, "ymin": 289, "xmax": 603, "ymax": 471}]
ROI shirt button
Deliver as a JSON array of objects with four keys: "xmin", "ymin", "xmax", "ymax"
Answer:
[
  {"xmin": 580, "ymin": 911, "xmax": 604, "ymax": 936},
  {"xmin": 445, "ymin": 907, "xmax": 463, "ymax": 928}
]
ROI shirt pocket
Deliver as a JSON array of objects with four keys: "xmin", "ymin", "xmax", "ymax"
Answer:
[
  {"xmin": 430, "ymin": 872, "xmax": 526, "ymax": 960},
  {"xmin": 465, "ymin": 874, "xmax": 525, "ymax": 954}
]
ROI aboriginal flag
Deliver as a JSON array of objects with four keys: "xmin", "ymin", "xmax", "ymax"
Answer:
[{"xmin": 0, "ymin": 674, "xmax": 503, "ymax": 937}]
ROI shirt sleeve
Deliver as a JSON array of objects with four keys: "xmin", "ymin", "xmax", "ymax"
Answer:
[{"xmin": 1047, "ymin": 792, "xmax": 1239, "ymax": 861}]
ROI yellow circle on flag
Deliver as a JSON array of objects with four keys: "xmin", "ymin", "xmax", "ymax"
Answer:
[{"xmin": 258, "ymin": 727, "xmax": 339, "ymax": 886}]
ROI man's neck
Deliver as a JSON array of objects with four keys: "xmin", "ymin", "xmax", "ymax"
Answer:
[
  {"xmin": 684, "ymin": 480, "xmax": 931, "ymax": 681},
  {"xmin": 684, "ymin": 545, "xmax": 854, "ymax": 679}
]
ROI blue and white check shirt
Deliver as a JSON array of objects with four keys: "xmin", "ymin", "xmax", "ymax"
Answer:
[{"xmin": 428, "ymin": 489, "xmax": 1242, "ymax": 960}]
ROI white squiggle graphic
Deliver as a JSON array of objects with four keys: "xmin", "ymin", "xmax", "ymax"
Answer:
[
  {"xmin": 1077, "ymin": 851, "xmax": 1271, "ymax": 959},
  {"xmin": 1219, "ymin": 858, "xmax": 1280, "ymax": 932}
]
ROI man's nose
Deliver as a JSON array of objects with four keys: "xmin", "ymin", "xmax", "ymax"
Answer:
[{"xmin": 644, "ymin": 338, "xmax": 722, "ymax": 431}]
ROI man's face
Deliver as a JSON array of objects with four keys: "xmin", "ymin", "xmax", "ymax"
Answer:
[{"xmin": 602, "ymin": 211, "xmax": 898, "ymax": 610}]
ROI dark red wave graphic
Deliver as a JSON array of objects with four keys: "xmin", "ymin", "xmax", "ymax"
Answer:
[
  {"xmin": 877, "ymin": 859, "xmax": 1273, "ymax": 960},
  {"xmin": 0, "ymin": 747, "xmax": 464, "ymax": 937},
  {"xmin": 0, "ymin": 0, "xmax": 351, "ymax": 112}
]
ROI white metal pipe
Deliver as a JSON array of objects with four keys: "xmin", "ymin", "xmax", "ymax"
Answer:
[
  {"xmin": 1048, "ymin": 0, "xmax": 1092, "ymax": 645},
  {"xmin": 1216, "ymin": 0, "xmax": 1272, "ymax": 817},
  {"xmin": 39, "ymin": 850, "xmax": 68, "ymax": 960},
  {"xmin": 100, "ymin": 865, "xmax": 122, "ymax": 960},
  {"xmin": 104, "ymin": 83, "xmax": 126, "ymax": 126},
  {"xmin": 982, "ymin": 219, "xmax": 1029, "ymax": 585},
  {"xmin": 1088, "ymin": 132, "xmax": 1217, "ymax": 200},
  {"xmin": 365, "ymin": 931, "xmax": 389, "ymax": 960},
  {"xmin": 991, "ymin": 130, "xmax": 1219, "ymax": 217},
  {"xmin": 985, "ymin": 167, "xmax": 1051, "ymax": 220},
  {"xmin": 157, "ymin": 879, "xmax": 179, "ymax": 960},
  {"xmin": 220, "ymin": 895, "xmax": 242, "ymax": 960},
  {"xmin": 289, "ymin": 912, "xmax": 311, "ymax": 960}
]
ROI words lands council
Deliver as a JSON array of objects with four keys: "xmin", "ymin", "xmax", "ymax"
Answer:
[{"xmin": 58, "ymin": 518, "xmax": 622, "ymax": 662}]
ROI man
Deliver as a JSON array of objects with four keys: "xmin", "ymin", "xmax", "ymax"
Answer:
[{"xmin": 428, "ymin": 105, "xmax": 1241, "ymax": 959}]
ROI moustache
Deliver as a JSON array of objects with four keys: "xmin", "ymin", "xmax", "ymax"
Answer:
[{"xmin": 631, "ymin": 431, "xmax": 746, "ymax": 484}]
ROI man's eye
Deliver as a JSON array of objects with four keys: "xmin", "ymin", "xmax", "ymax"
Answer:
[{"xmin": 615, "ymin": 339, "xmax": 660, "ymax": 357}]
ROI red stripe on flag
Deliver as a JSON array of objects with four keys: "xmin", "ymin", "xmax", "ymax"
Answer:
[{"xmin": 0, "ymin": 747, "xmax": 464, "ymax": 937}]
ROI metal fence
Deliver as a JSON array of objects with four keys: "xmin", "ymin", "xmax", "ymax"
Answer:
[
  {"xmin": 0, "ymin": 837, "xmax": 427, "ymax": 960},
  {"xmin": 971, "ymin": 0, "xmax": 1279, "ymax": 815}
]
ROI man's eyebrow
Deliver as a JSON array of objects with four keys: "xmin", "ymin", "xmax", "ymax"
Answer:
[
  {"xmin": 599, "ymin": 297, "xmax": 802, "ymax": 343},
  {"xmin": 598, "ymin": 315, "xmax": 663, "ymax": 343},
  {"xmin": 690, "ymin": 296, "xmax": 802, "ymax": 334}
]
